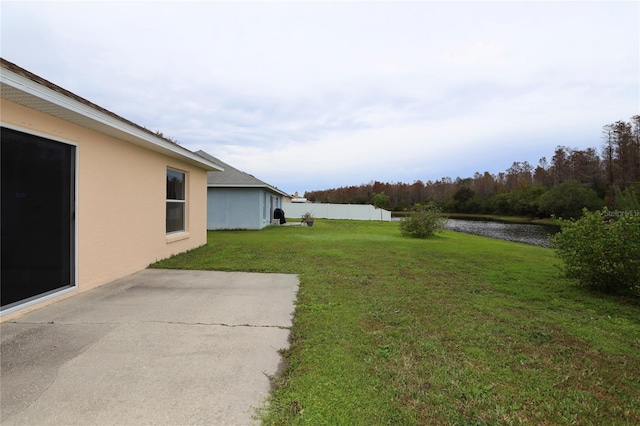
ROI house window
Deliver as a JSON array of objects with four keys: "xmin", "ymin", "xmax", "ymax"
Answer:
[{"xmin": 166, "ymin": 168, "xmax": 186, "ymax": 233}]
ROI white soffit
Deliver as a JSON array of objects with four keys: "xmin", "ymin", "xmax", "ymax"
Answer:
[{"xmin": 0, "ymin": 68, "xmax": 223, "ymax": 172}]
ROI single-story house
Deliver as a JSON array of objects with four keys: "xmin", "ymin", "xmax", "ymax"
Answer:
[
  {"xmin": 195, "ymin": 150, "xmax": 290, "ymax": 230},
  {"xmin": 0, "ymin": 58, "xmax": 223, "ymax": 321}
]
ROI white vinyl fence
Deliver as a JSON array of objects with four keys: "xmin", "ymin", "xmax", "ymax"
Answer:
[{"xmin": 282, "ymin": 202, "xmax": 391, "ymax": 221}]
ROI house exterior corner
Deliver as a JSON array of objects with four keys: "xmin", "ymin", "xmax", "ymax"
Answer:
[{"xmin": 1, "ymin": 60, "xmax": 217, "ymax": 321}]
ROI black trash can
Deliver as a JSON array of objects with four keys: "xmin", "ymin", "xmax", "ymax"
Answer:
[{"xmin": 274, "ymin": 208, "xmax": 286, "ymax": 224}]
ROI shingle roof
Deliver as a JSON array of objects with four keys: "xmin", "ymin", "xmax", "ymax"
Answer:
[{"xmin": 195, "ymin": 150, "xmax": 289, "ymax": 197}]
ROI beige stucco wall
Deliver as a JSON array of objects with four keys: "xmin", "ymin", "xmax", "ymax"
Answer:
[{"xmin": 1, "ymin": 99, "xmax": 209, "ymax": 321}]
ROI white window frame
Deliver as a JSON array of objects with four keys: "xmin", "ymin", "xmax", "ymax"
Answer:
[{"xmin": 166, "ymin": 167, "xmax": 187, "ymax": 234}]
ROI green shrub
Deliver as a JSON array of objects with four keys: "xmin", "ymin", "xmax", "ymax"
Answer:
[
  {"xmin": 551, "ymin": 208, "xmax": 640, "ymax": 294},
  {"xmin": 537, "ymin": 180, "xmax": 604, "ymax": 219},
  {"xmin": 612, "ymin": 184, "xmax": 640, "ymax": 211},
  {"xmin": 400, "ymin": 203, "xmax": 447, "ymax": 238},
  {"xmin": 491, "ymin": 185, "xmax": 546, "ymax": 216}
]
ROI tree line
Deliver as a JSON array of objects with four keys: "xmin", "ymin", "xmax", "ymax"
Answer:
[{"xmin": 306, "ymin": 116, "xmax": 640, "ymax": 218}]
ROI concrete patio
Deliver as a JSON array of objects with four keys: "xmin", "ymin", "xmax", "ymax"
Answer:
[{"xmin": 1, "ymin": 269, "xmax": 298, "ymax": 425}]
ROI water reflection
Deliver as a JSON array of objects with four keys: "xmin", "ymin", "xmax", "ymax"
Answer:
[{"xmin": 443, "ymin": 219, "xmax": 559, "ymax": 247}]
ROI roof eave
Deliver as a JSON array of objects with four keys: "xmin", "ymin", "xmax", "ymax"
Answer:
[
  {"xmin": 0, "ymin": 63, "xmax": 223, "ymax": 172},
  {"xmin": 207, "ymin": 183, "xmax": 289, "ymax": 197}
]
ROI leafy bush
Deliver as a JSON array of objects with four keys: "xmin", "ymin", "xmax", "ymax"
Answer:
[
  {"xmin": 551, "ymin": 208, "xmax": 640, "ymax": 294},
  {"xmin": 612, "ymin": 184, "xmax": 640, "ymax": 211},
  {"xmin": 400, "ymin": 203, "xmax": 447, "ymax": 238},
  {"xmin": 371, "ymin": 192, "xmax": 389, "ymax": 209},
  {"xmin": 491, "ymin": 185, "xmax": 546, "ymax": 216},
  {"xmin": 538, "ymin": 180, "xmax": 604, "ymax": 219}
]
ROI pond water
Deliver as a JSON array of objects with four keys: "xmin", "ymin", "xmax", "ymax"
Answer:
[{"xmin": 442, "ymin": 218, "xmax": 560, "ymax": 247}]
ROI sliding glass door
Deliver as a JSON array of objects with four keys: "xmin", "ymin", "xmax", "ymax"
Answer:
[{"xmin": 1, "ymin": 127, "xmax": 76, "ymax": 310}]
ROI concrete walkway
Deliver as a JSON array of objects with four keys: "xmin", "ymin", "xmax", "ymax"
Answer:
[{"xmin": 1, "ymin": 269, "xmax": 298, "ymax": 425}]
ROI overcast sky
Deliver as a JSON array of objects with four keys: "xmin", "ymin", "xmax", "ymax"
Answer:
[{"xmin": 2, "ymin": 1, "xmax": 638, "ymax": 195}]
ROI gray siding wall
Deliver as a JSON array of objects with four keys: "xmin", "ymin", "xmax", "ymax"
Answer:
[{"xmin": 206, "ymin": 188, "xmax": 283, "ymax": 230}]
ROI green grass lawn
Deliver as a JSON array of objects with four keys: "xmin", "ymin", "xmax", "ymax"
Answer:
[{"xmin": 152, "ymin": 220, "xmax": 639, "ymax": 425}]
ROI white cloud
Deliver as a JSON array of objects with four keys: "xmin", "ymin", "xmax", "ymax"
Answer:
[{"xmin": 2, "ymin": 0, "xmax": 638, "ymax": 195}]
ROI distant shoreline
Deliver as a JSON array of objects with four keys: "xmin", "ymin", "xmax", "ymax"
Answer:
[{"xmin": 393, "ymin": 211, "xmax": 558, "ymax": 226}]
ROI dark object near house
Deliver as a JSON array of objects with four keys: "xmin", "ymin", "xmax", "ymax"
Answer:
[{"xmin": 274, "ymin": 208, "xmax": 286, "ymax": 224}]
